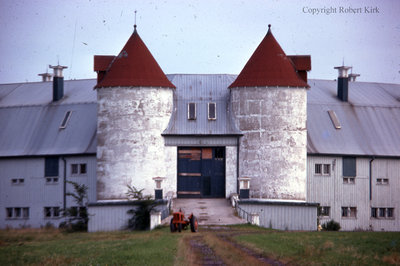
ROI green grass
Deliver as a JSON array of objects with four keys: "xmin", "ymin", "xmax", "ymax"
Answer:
[
  {"xmin": 235, "ymin": 229, "xmax": 400, "ymax": 265},
  {"xmin": 1, "ymin": 225, "xmax": 400, "ymax": 265},
  {"xmin": 0, "ymin": 227, "xmax": 180, "ymax": 265}
]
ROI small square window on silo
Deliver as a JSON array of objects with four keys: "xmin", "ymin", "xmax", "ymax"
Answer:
[
  {"xmin": 208, "ymin": 102, "xmax": 216, "ymax": 120},
  {"xmin": 188, "ymin": 103, "xmax": 196, "ymax": 120},
  {"xmin": 327, "ymin": 110, "xmax": 341, "ymax": 129}
]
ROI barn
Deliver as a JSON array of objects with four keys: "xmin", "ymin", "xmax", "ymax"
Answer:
[{"xmin": 1, "ymin": 24, "xmax": 399, "ymax": 231}]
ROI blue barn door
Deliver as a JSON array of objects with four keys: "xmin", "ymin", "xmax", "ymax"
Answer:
[{"xmin": 177, "ymin": 147, "xmax": 225, "ymax": 198}]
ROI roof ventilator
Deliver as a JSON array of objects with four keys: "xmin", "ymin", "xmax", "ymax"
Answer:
[
  {"xmin": 334, "ymin": 65, "xmax": 351, "ymax": 102},
  {"xmin": 49, "ymin": 64, "xmax": 68, "ymax": 102},
  {"xmin": 38, "ymin": 72, "xmax": 52, "ymax": 82}
]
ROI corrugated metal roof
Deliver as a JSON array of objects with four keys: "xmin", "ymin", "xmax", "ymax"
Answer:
[
  {"xmin": 163, "ymin": 74, "xmax": 242, "ymax": 136},
  {"xmin": 0, "ymin": 79, "xmax": 97, "ymax": 157},
  {"xmin": 0, "ymin": 79, "xmax": 97, "ymax": 107},
  {"xmin": 307, "ymin": 79, "xmax": 400, "ymax": 157},
  {"xmin": 1, "ymin": 76, "xmax": 399, "ymax": 157},
  {"xmin": 0, "ymin": 104, "xmax": 97, "ymax": 156}
]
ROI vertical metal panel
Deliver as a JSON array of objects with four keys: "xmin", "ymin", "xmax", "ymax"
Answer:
[
  {"xmin": 88, "ymin": 205, "xmax": 134, "ymax": 232},
  {"xmin": 238, "ymin": 202, "xmax": 317, "ymax": 231},
  {"xmin": 308, "ymin": 155, "xmax": 400, "ymax": 231},
  {"xmin": 164, "ymin": 136, "xmax": 238, "ymax": 146},
  {"xmin": 88, "ymin": 202, "xmax": 169, "ymax": 232},
  {"xmin": 0, "ymin": 156, "xmax": 96, "ymax": 229}
]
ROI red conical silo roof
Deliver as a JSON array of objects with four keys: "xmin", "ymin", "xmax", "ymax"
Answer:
[
  {"xmin": 229, "ymin": 25, "xmax": 308, "ymax": 88},
  {"xmin": 96, "ymin": 26, "xmax": 175, "ymax": 88}
]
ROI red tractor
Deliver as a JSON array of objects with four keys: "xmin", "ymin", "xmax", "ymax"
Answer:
[{"xmin": 170, "ymin": 210, "xmax": 198, "ymax": 233}]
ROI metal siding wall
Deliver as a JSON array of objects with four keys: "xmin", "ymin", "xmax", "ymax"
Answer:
[
  {"xmin": 88, "ymin": 203, "xmax": 169, "ymax": 232},
  {"xmin": 370, "ymin": 159, "xmax": 400, "ymax": 231},
  {"xmin": 0, "ymin": 156, "xmax": 96, "ymax": 229},
  {"xmin": 308, "ymin": 156, "xmax": 400, "ymax": 231},
  {"xmin": 65, "ymin": 156, "xmax": 97, "ymax": 204},
  {"xmin": 239, "ymin": 203, "xmax": 317, "ymax": 231},
  {"xmin": 164, "ymin": 136, "xmax": 238, "ymax": 146},
  {"xmin": 88, "ymin": 205, "xmax": 135, "ymax": 232}
]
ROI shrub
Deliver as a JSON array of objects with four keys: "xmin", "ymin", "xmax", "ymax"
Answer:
[
  {"xmin": 127, "ymin": 200, "xmax": 157, "ymax": 230},
  {"xmin": 322, "ymin": 220, "xmax": 341, "ymax": 231},
  {"xmin": 126, "ymin": 185, "xmax": 156, "ymax": 230},
  {"xmin": 60, "ymin": 181, "xmax": 89, "ymax": 232}
]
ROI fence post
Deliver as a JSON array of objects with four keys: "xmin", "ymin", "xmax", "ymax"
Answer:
[
  {"xmin": 250, "ymin": 213, "xmax": 260, "ymax": 226},
  {"xmin": 150, "ymin": 211, "xmax": 161, "ymax": 230}
]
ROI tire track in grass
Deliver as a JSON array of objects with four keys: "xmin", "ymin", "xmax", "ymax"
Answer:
[
  {"xmin": 187, "ymin": 235, "xmax": 225, "ymax": 265},
  {"xmin": 180, "ymin": 226, "xmax": 286, "ymax": 265}
]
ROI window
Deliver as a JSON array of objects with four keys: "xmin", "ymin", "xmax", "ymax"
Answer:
[
  {"xmin": 71, "ymin": 163, "xmax": 87, "ymax": 175},
  {"xmin": 14, "ymin": 208, "xmax": 21, "ymax": 218},
  {"xmin": 80, "ymin": 164, "xmax": 87, "ymax": 174},
  {"xmin": 342, "ymin": 207, "xmax": 357, "ymax": 218},
  {"xmin": 44, "ymin": 207, "xmax": 60, "ymax": 218},
  {"xmin": 318, "ymin": 206, "xmax": 330, "ymax": 217},
  {"xmin": 387, "ymin": 208, "xmax": 394, "ymax": 218},
  {"xmin": 215, "ymin": 147, "xmax": 224, "ymax": 160},
  {"xmin": 45, "ymin": 157, "xmax": 59, "ymax": 177},
  {"xmin": 379, "ymin": 208, "xmax": 386, "ymax": 218},
  {"xmin": 71, "ymin": 164, "xmax": 78, "ymax": 174},
  {"xmin": 188, "ymin": 103, "xmax": 196, "ymax": 120},
  {"xmin": 6, "ymin": 208, "xmax": 13, "ymax": 218},
  {"xmin": 372, "ymin": 207, "xmax": 395, "ymax": 219},
  {"xmin": 343, "ymin": 177, "xmax": 355, "ymax": 184},
  {"xmin": 315, "ymin": 164, "xmax": 322, "ymax": 175},
  {"xmin": 208, "ymin": 102, "xmax": 216, "ymax": 120},
  {"xmin": 46, "ymin": 177, "xmax": 59, "ymax": 183},
  {"xmin": 69, "ymin": 206, "xmax": 87, "ymax": 218},
  {"xmin": 323, "ymin": 164, "xmax": 331, "ymax": 175},
  {"xmin": 11, "ymin": 178, "xmax": 24, "ymax": 185},
  {"xmin": 376, "ymin": 178, "xmax": 389, "ymax": 185},
  {"xmin": 343, "ymin": 156, "xmax": 356, "ymax": 177},
  {"xmin": 60, "ymin": 111, "xmax": 72, "ymax": 129},
  {"xmin": 349, "ymin": 207, "xmax": 357, "ymax": 218},
  {"xmin": 6, "ymin": 207, "xmax": 29, "ymax": 219},
  {"xmin": 315, "ymin": 164, "xmax": 330, "ymax": 176},
  {"xmin": 328, "ymin": 110, "xmax": 341, "ymax": 129},
  {"xmin": 371, "ymin": 208, "xmax": 377, "ymax": 218}
]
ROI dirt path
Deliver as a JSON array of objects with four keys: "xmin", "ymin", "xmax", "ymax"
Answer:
[{"xmin": 177, "ymin": 226, "xmax": 286, "ymax": 266}]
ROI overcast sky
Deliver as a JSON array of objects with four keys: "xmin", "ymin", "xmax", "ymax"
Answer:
[{"xmin": 0, "ymin": 0, "xmax": 399, "ymax": 84}]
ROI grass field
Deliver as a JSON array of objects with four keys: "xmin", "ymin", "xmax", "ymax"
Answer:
[
  {"xmin": 0, "ymin": 227, "xmax": 179, "ymax": 265},
  {"xmin": 234, "ymin": 226, "xmax": 400, "ymax": 265},
  {"xmin": 1, "ymin": 225, "xmax": 399, "ymax": 265}
]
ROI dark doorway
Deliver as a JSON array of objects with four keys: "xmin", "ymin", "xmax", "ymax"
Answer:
[{"xmin": 177, "ymin": 147, "xmax": 225, "ymax": 198}]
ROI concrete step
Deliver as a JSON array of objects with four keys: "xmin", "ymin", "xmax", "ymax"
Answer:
[{"xmin": 171, "ymin": 198, "xmax": 246, "ymax": 225}]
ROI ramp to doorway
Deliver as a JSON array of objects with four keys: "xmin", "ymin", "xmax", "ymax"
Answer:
[{"xmin": 172, "ymin": 198, "xmax": 246, "ymax": 225}]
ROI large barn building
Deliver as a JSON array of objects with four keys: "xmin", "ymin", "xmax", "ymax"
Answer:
[{"xmin": 1, "ymin": 25, "xmax": 399, "ymax": 231}]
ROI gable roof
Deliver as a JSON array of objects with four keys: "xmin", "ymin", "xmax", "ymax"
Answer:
[
  {"xmin": 95, "ymin": 27, "xmax": 175, "ymax": 89},
  {"xmin": 229, "ymin": 26, "xmax": 309, "ymax": 88},
  {"xmin": 1, "ymin": 77, "xmax": 400, "ymax": 158},
  {"xmin": 0, "ymin": 79, "xmax": 97, "ymax": 157},
  {"xmin": 307, "ymin": 79, "xmax": 400, "ymax": 157},
  {"xmin": 162, "ymin": 74, "xmax": 242, "ymax": 136}
]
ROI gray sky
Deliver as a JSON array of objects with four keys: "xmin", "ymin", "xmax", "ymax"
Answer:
[{"xmin": 0, "ymin": 0, "xmax": 399, "ymax": 84}]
